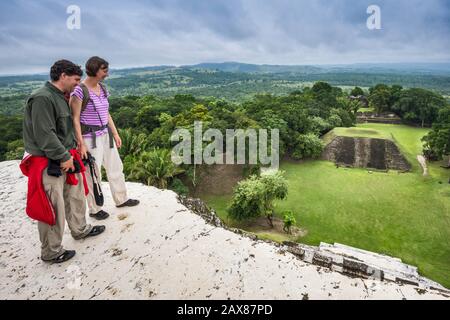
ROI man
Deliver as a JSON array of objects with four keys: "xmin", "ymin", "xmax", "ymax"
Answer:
[
  {"xmin": 23, "ymin": 60, "xmax": 106, "ymax": 263},
  {"xmin": 69, "ymin": 56, "xmax": 139, "ymax": 220}
]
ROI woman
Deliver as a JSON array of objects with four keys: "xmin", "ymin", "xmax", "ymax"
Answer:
[{"xmin": 69, "ymin": 56, "xmax": 139, "ymax": 220}]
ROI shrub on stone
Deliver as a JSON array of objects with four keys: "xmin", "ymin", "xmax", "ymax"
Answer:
[{"xmin": 282, "ymin": 210, "xmax": 297, "ymax": 234}]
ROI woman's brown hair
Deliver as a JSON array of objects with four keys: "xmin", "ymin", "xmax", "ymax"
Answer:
[{"xmin": 85, "ymin": 56, "xmax": 109, "ymax": 77}]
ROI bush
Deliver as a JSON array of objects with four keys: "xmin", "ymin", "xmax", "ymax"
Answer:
[
  {"xmin": 4, "ymin": 139, "xmax": 24, "ymax": 160},
  {"xmin": 421, "ymin": 105, "xmax": 450, "ymax": 163},
  {"xmin": 336, "ymin": 109, "xmax": 355, "ymax": 127},
  {"xmin": 122, "ymin": 154, "xmax": 137, "ymax": 178},
  {"xmin": 351, "ymin": 87, "xmax": 365, "ymax": 97},
  {"xmin": 327, "ymin": 114, "xmax": 343, "ymax": 128},
  {"xmin": 228, "ymin": 171, "xmax": 288, "ymax": 226},
  {"xmin": 169, "ymin": 178, "xmax": 189, "ymax": 196},
  {"xmin": 309, "ymin": 116, "xmax": 331, "ymax": 135},
  {"xmin": 282, "ymin": 210, "xmax": 297, "ymax": 234},
  {"xmin": 291, "ymin": 133, "xmax": 324, "ymax": 160}
]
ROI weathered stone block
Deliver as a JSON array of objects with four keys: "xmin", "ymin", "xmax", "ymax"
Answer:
[{"xmin": 313, "ymin": 253, "xmax": 333, "ymax": 268}]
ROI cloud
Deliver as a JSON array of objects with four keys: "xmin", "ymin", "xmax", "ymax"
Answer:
[{"xmin": 0, "ymin": 0, "xmax": 449, "ymax": 74}]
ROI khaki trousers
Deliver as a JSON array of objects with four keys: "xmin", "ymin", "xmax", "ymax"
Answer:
[
  {"xmin": 84, "ymin": 133, "xmax": 128, "ymax": 214},
  {"xmin": 39, "ymin": 170, "xmax": 92, "ymax": 261}
]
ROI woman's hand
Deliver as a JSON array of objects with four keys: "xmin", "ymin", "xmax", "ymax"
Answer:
[
  {"xmin": 114, "ymin": 134, "xmax": 122, "ymax": 149},
  {"xmin": 78, "ymin": 142, "xmax": 88, "ymax": 159}
]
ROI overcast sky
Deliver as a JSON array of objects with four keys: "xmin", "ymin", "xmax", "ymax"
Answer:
[{"xmin": 0, "ymin": 0, "xmax": 449, "ymax": 74}]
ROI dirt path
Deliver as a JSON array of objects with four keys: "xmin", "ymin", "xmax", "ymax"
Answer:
[{"xmin": 417, "ymin": 155, "xmax": 428, "ymax": 176}]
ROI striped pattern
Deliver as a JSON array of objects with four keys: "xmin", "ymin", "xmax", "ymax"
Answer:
[{"xmin": 71, "ymin": 84, "xmax": 110, "ymax": 137}]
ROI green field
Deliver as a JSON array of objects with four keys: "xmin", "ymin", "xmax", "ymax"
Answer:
[
  {"xmin": 357, "ymin": 107, "xmax": 375, "ymax": 113},
  {"xmin": 201, "ymin": 123, "xmax": 450, "ymax": 288}
]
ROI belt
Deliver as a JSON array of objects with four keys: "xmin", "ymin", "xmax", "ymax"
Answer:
[{"xmin": 81, "ymin": 123, "xmax": 114, "ymax": 149}]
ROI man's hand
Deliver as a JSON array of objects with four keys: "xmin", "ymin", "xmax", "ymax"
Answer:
[
  {"xmin": 60, "ymin": 156, "xmax": 75, "ymax": 172},
  {"xmin": 114, "ymin": 134, "xmax": 122, "ymax": 149}
]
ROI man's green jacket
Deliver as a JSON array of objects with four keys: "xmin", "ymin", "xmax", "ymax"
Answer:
[{"xmin": 23, "ymin": 81, "xmax": 76, "ymax": 162}]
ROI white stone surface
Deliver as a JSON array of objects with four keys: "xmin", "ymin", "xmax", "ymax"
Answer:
[{"xmin": 0, "ymin": 160, "xmax": 448, "ymax": 300}]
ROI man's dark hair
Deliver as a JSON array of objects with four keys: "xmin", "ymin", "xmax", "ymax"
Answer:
[
  {"xmin": 85, "ymin": 56, "xmax": 109, "ymax": 77},
  {"xmin": 50, "ymin": 60, "xmax": 83, "ymax": 81}
]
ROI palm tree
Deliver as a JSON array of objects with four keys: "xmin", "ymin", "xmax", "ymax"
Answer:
[
  {"xmin": 118, "ymin": 128, "xmax": 150, "ymax": 159},
  {"xmin": 129, "ymin": 148, "xmax": 184, "ymax": 189}
]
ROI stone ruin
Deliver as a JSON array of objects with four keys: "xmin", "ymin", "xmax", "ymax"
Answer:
[
  {"xmin": 356, "ymin": 111, "xmax": 402, "ymax": 125},
  {"xmin": 322, "ymin": 136, "xmax": 411, "ymax": 171},
  {"xmin": 349, "ymin": 95, "xmax": 369, "ymax": 108}
]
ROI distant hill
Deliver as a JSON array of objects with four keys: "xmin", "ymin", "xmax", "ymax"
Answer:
[
  {"xmin": 1, "ymin": 62, "xmax": 449, "ymax": 115},
  {"xmin": 184, "ymin": 62, "xmax": 450, "ymax": 75},
  {"xmin": 185, "ymin": 62, "xmax": 323, "ymax": 74},
  {"xmin": 2, "ymin": 61, "xmax": 450, "ymax": 78},
  {"xmin": 322, "ymin": 63, "xmax": 450, "ymax": 75}
]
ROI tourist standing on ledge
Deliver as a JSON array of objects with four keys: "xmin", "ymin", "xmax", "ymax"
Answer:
[
  {"xmin": 69, "ymin": 56, "xmax": 139, "ymax": 221},
  {"xmin": 22, "ymin": 60, "xmax": 106, "ymax": 263}
]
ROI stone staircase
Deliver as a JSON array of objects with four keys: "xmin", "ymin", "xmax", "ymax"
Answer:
[
  {"xmin": 385, "ymin": 140, "xmax": 411, "ymax": 171},
  {"xmin": 322, "ymin": 136, "xmax": 411, "ymax": 171}
]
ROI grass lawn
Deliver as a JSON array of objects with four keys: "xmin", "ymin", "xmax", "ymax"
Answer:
[
  {"xmin": 357, "ymin": 107, "xmax": 375, "ymax": 113},
  {"xmin": 321, "ymin": 126, "xmax": 393, "ymax": 145},
  {"xmin": 201, "ymin": 123, "xmax": 450, "ymax": 288}
]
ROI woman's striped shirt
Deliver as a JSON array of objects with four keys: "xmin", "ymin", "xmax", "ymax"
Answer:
[{"xmin": 70, "ymin": 84, "xmax": 110, "ymax": 137}]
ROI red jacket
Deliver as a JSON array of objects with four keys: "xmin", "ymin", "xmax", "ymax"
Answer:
[{"xmin": 20, "ymin": 149, "xmax": 89, "ymax": 225}]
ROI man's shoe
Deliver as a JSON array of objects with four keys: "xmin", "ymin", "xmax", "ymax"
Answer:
[
  {"xmin": 83, "ymin": 225, "xmax": 106, "ymax": 238},
  {"xmin": 43, "ymin": 250, "xmax": 76, "ymax": 264},
  {"xmin": 89, "ymin": 210, "xmax": 110, "ymax": 220},
  {"xmin": 116, "ymin": 199, "xmax": 140, "ymax": 208}
]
